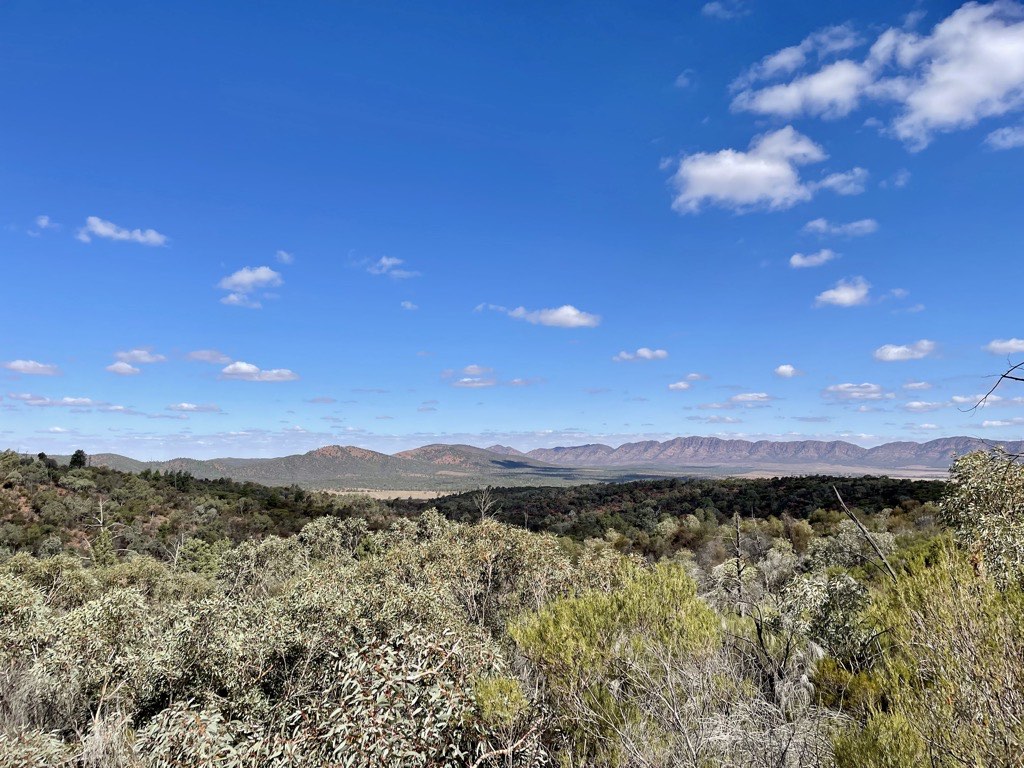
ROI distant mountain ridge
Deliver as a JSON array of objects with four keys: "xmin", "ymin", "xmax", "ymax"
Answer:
[
  {"xmin": 523, "ymin": 436, "xmax": 1024, "ymax": 469},
  {"xmin": 61, "ymin": 435, "xmax": 1023, "ymax": 490}
]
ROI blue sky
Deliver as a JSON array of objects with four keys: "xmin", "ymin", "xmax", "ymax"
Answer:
[{"xmin": 2, "ymin": 0, "xmax": 1023, "ymax": 459}]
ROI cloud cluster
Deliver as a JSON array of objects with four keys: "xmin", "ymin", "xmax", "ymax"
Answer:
[
  {"xmin": 77, "ymin": 216, "xmax": 167, "ymax": 246},
  {"xmin": 815, "ymin": 277, "xmax": 870, "ymax": 307},
  {"xmin": 220, "ymin": 361, "xmax": 299, "ymax": 382},
  {"xmin": 478, "ymin": 303, "xmax": 601, "ymax": 328},
  {"xmin": 368, "ymin": 256, "xmax": 419, "ymax": 279},
  {"xmin": 985, "ymin": 338, "xmax": 1024, "ymax": 355},
  {"xmin": 219, "ymin": 266, "xmax": 283, "ymax": 309},
  {"xmin": 803, "ymin": 217, "xmax": 878, "ymax": 236},
  {"xmin": 874, "ymin": 339, "xmax": 936, "ymax": 361},
  {"xmin": 790, "ymin": 249, "xmax": 837, "ymax": 268},
  {"xmin": 732, "ymin": 4, "xmax": 1024, "ymax": 149},
  {"xmin": 3, "ymin": 360, "xmax": 59, "ymax": 376},
  {"xmin": 613, "ymin": 347, "xmax": 668, "ymax": 362},
  {"xmin": 669, "ymin": 127, "xmax": 841, "ymax": 212}
]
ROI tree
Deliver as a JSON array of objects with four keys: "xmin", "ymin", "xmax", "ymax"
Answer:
[{"xmin": 68, "ymin": 450, "xmax": 88, "ymax": 469}]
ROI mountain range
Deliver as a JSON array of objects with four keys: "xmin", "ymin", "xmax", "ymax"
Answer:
[{"xmin": 64, "ymin": 435, "xmax": 1023, "ymax": 491}]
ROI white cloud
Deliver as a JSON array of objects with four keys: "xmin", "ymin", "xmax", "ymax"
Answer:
[
  {"xmin": 803, "ymin": 217, "xmax": 878, "ymax": 236},
  {"xmin": 275, "ymin": 249, "xmax": 294, "ymax": 264},
  {"xmin": 823, "ymin": 382, "xmax": 892, "ymax": 400},
  {"xmin": 916, "ymin": 423, "xmax": 941, "ymax": 430},
  {"xmin": 701, "ymin": 0, "xmax": 748, "ymax": 20},
  {"xmin": 732, "ymin": 392, "xmax": 773, "ymax": 403},
  {"xmin": 903, "ymin": 400, "xmax": 945, "ymax": 413},
  {"xmin": 368, "ymin": 256, "xmax": 419, "ymax": 279},
  {"xmin": 76, "ymin": 216, "xmax": 168, "ymax": 246},
  {"xmin": 188, "ymin": 349, "xmax": 233, "ymax": 364},
  {"xmin": 986, "ymin": 124, "xmax": 1024, "ymax": 148},
  {"xmin": 903, "ymin": 380, "xmax": 932, "ymax": 390},
  {"xmin": 218, "ymin": 266, "xmax": 282, "ymax": 309},
  {"xmin": 733, "ymin": 59, "xmax": 874, "ymax": 119},
  {"xmin": 951, "ymin": 393, "xmax": 1003, "ymax": 407},
  {"xmin": 462, "ymin": 364, "xmax": 493, "ymax": 376},
  {"xmin": 735, "ymin": 24, "xmax": 863, "ymax": 88},
  {"xmin": 3, "ymin": 360, "xmax": 59, "ymax": 376},
  {"xmin": 732, "ymin": 4, "xmax": 1024, "ymax": 149},
  {"xmin": 668, "ymin": 380, "xmax": 691, "ymax": 391},
  {"xmin": 106, "ymin": 361, "xmax": 141, "ymax": 376},
  {"xmin": 115, "ymin": 348, "xmax": 166, "ymax": 364},
  {"xmin": 873, "ymin": 339, "xmax": 936, "ymax": 361},
  {"xmin": 220, "ymin": 361, "xmax": 299, "ymax": 382},
  {"xmin": 401, "ymin": 300, "xmax": 418, "ymax": 311},
  {"xmin": 774, "ymin": 364, "xmax": 801, "ymax": 377},
  {"xmin": 218, "ymin": 267, "xmax": 282, "ymax": 293},
  {"xmin": 9, "ymin": 393, "xmax": 99, "ymax": 407},
  {"xmin": 674, "ymin": 70, "xmax": 694, "ymax": 89},
  {"xmin": 167, "ymin": 403, "xmax": 222, "ymax": 413},
  {"xmin": 507, "ymin": 304, "xmax": 601, "ymax": 328},
  {"xmin": 452, "ymin": 377, "xmax": 497, "ymax": 388},
  {"xmin": 790, "ymin": 248, "xmax": 838, "ymax": 268},
  {"xmin": 983, "ymin": 417, "xmax": 1024, "ymax": 427},
  {"xmin": 34, "ymin": 215, "xmax": 58, "ymax": 230},
  {"xmin": 669, "ymin": 126, "xmax": 830, "ymax": 212},
  {"xmin": 613, "ymin": 347, "xmax": 669, "ymax": 362},
  {"xmin": 44, "ymin": 427, "xmax": 70, "ymax": 434},
  {"xmin": 816, "ymin": 167, "xmax": 869, "ymax": 195},
  {"xmin": 686, "ymin": 372, "xmax": 709, "ymax": 380},
  {"xmin": 815, "ymin": 276, "xmax": 870, "ymax": 307},
  {"xmin": 985, "ymin": 338, "xmax": 1024, "ymax": 355}
]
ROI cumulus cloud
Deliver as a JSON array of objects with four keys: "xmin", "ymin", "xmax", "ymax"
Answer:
[
  {"xmin": 106, "ymin": 361, "xmax": 141, "ymax": 376},
  {"xmin": 701, "ymin": 0, "xmax": 748, "ymax": 20},
  {"xmin": 669, "ymin": 127, "xmax": 836, "ymax": 212},
  {"xmin": 462, "ymin": 364, "xmax": 493, "ymax": 376},
  {"xmin": 987, "ymin": 124, "xmax": 1024, "ymax": 148},
  {"xmin": 823, "ymin": 382, "xmax": 892, "ymax": 400},
  {"xmin": 803, "ymin": 217, "xmax": 878, "ymax": 236},
  {"xmin": 686, "ymin": 372, "xmax": 709, "ymax": 381},
  {"xmin": 668, "ymin": 380, "xmax": 691, "ymax": 391},
  {"xmin": 452, "ymin": 377, "xmax": 497, "ymax": 388},
  {"xmin": 874, "ymin": 339, "xmax": 936, "ymax": 361},
  {"xmin": 4, "ymin": 360, "xmax": 59, "ymax": 376},
  {"xmin": 904, "ymin": 380, "xmax": 932, "ymax": 390},
  {"xmin": 613, "ymin": 348, "xmax": 669, "ymax": 362},
  {"xmin": 218, "ymin": 266, "xmax": 283, "ymax": 309},
  {"xmin": 507, "ymin": 304, "xmax": 601, "ymax": 328},
  {"xmin": 700, "ymin": 392, "xmax": 775, "ymax": 410},
  {"xmin": 76, "ymin": 216, "xmax": 167, "ymax": 246},
  {"xmin": 220, "ymin": 361, "xmax": 299, "ymax": 382},
  {"xmin": 815, "ymin": 276, "xmax": 871, "ymax": 307},
  {"xmin": 167, "ymin": 403, "xmax": 222, "ymax": 413},
  {"xmin": 188, "ymin": 349, "xmax": 233, "ymax": 364},
  {"xmin": 115, "ymin": 349, "xmax": 166, "ymax": 364},
  {"xmin": 903, "ymin": 400, "xmax": 945, "ymax": 413},
  {"xmin": 368, "ymin": 256, "xmax": 419, "ymax": 279},
  {"xmin": 8, "ymin": 393, "xmax": 99, "ymax": 407},
  {"xmin": 732, "ymin": 4, "xmax": 1024, "ymax": 149},
  {"xmin": 985, "ymin": 338, "xmax": 1024, "ymax": 355},
  {"xmin": 774, "ymin": 364, "xmax": 801, "ymax": 377},
  {"xmin": 790, "ymin": 248, "xmax": 838, "ymax": 268},
  {"xmin": 479, "ymin": 303, "xmax": 601, "ymax": 328},
  {"xmin": 816, "ymin": 167, "xmax": 869, "ymax": 195},
  {"xmin": 735, "ymin": 24, "xmax": 863, "ymax": 88},
  {"xmin": 983, "ymin": 417, "xmax": 1024, "ymax": 427}
]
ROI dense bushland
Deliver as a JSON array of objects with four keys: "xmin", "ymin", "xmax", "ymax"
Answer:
[{"xmin": 0, "ymin": 448, "xmax": 1020, "ymax": 766}]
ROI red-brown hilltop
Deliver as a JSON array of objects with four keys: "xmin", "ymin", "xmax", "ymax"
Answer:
[{"xmin": 396, "ymin": 443, "xmax": 556, "ymax": 471}]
